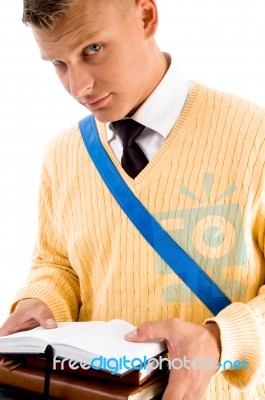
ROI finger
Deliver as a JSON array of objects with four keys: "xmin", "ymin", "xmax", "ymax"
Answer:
[
  {"xmin": 0, "ymin": 356, "xmax": 11, "ymax": 365},
  {"xmin": 0, "ymin": 355, "xmax": 23, "ymax": 370},
  {"xmin": 35, "ymin": 312, "xmax": 57, "ymax": 329},
  {"xmin": 17, "ymin": 299, "xmax": 57, "ymax": 329},
  {"xmin": 125, "ymin": 319, "xmax": 177, "ymax": 343},
  {"xmin": 0, "ymin": 299, "xmax": 57, "ymax": 336},
  {"xmin": 41, "ymin": 318, "xmax": 57, "ymax": 328},
  {"xmin": 162, "ymin": 368, "xmax": 188, "ymax": 400},
  {"xmin": 163, "ymin": 365, "xmax": 210, "ymax": 400},
  {"xmin": 0, "ymin": 317, "xmax": 37, "ymax": 336}
]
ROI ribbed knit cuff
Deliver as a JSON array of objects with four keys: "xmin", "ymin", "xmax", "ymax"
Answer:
[
  {"xmin": 11, "ymin": 285, "xmax": 77, "ymax": 322},
  {"xmin": 205, "ymin": 302, "xmax": 263, "ymax": 390}
]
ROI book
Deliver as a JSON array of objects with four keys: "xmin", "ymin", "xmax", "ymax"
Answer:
[
  {"xmin": 23, "ymin": 352, "xmax": 168, "ymax": 385},
  {"xmin": 0, "ymin": 363, "xmax": 169, "ymax": 400},
  {"xmin": 0, "ymin": 319, "xmax": 166, "ymax": 378}
]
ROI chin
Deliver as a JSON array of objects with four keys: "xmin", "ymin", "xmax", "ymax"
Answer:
[{"xmin": 92, "ymin": 109, "xmax": 128, "ymax": 123}]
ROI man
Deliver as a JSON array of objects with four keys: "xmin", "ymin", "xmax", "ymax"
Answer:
[{"xmin": 1, "ymin": 0, "xmax": 265, "ymax": 398}]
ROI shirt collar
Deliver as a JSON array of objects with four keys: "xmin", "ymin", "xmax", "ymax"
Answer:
[{"xmin": 107, "ymin": 54, "xmax": 190, "ymax": 141}]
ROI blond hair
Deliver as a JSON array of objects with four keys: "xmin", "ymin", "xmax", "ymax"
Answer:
[{"xmin": 23, "ymin": 0, "xmax": 133, "ymax": 31}]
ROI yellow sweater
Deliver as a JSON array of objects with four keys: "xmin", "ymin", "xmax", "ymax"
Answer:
[{"xmin": 13, "ymin": 83, "xmax": 265, "ymax": 398}]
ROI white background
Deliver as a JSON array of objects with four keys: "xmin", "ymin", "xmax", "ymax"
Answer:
[{"xmin": 1, "ymin": 0, "xmax": 265, "ymax": 325}]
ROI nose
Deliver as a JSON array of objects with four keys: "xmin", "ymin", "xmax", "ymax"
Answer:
[{"xmin": 68, "ymin": 63, "xmax": 94, "ymax": 98}]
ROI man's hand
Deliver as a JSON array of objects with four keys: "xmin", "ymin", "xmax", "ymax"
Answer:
[
  {"xmin": 0, "ymin": 298, "xmax": 57, "ymax": 337},
  {"xmin": 125, "ymin": 319, "xmax": 221, "ymax": 400},
  {"xmin": 0, "ymin": 299, "xmax": 57, "ymax": 365}
]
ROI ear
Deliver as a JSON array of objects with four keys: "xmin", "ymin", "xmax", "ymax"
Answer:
[{"xmin": 136, "ymin": 0, "xmax": 158, "ymax": 39}]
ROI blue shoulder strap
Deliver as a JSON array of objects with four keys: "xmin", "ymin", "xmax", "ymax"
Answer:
[{"xmin": 79, "ymin": 115, "xmax": 231, "ymax": 315}]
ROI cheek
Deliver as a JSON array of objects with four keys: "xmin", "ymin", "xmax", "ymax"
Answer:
[
  {"xmin": 101, "ymin": 57, "xmax": 141, "ymax": 93},
  {"xmin": 101, "ymin": 44, "xmax": 141, "ymax": 86}
]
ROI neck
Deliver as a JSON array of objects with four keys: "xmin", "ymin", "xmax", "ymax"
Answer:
[
  {"xmin": 128, "ymin": 44, "xmax": 170, "ymax": 117},
  {"xmin": 145, "ymin": 42, "xmax": 170, "ymax": 96}
]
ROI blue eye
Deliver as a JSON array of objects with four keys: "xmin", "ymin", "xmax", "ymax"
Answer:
[{"xmin": 84, "ymin": 43, "xmax": 102, "ymax": 56}]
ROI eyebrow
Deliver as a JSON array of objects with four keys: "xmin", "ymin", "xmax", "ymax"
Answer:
[
  {"xmin": 41, "ymin": 31, "xmax": 101, "ymax": 61},
  {"xmin": 69, "ymin": 31, "xmax": 100, "ymax": 51}
]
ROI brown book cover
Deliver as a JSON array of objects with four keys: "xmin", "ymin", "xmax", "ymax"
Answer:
[
  {"xmin": 22, "ymin": 352, "xmax": 168, "ymax": 386},
  {"xmin": 0, "ymin": 363, "xmax": 169, "ymax": 400}
]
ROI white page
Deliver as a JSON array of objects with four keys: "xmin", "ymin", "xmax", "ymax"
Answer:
[
  {"xmin": 54, "ymin": 319, "xmax": 166, "ymax": 361},
  {"xmin": 0, "ymin": 321, "xmax": 104, "ymax": 352}
]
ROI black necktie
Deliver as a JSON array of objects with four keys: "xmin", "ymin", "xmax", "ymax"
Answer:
[{"xmin": 112, "ymin": 119, "xmax": 149, "ymax": 178}]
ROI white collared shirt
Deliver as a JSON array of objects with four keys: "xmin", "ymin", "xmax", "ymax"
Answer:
[{"xmin": 106, "ymin": 56, "xmax": 190, "ymax": 162}]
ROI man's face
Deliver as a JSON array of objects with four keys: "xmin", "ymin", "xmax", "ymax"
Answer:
[{"xmin": 32, "ymin": 0, "xmax": 158, "ymax": 122}]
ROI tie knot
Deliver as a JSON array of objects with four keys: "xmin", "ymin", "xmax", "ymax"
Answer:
[{"xmin": 112, "ymin": 119, "xmax": 145, "ymax": 147}]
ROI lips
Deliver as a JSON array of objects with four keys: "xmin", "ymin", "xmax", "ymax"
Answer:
[{"xmin": 84, "ymin": 94, "xmax": 111, "ymax": 110}]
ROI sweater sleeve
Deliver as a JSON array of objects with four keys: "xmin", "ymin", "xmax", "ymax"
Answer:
[
  {"xmin": 11, "ymin": 150, "xmax": 81, "ymax": 321},
  {"xmin": 206, "ymin": 203, "xmax": 265, "ymax": 390}
]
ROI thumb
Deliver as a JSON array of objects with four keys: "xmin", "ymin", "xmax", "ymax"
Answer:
[
  {"xmin": 0, "ymin": 299, "xmax": 57, "ymax": 336},
  {"xmin": 41, "ymin": 317, "xmax": 57, "ymax": 329},
  {"xmin": 34, "ymin": 304, "xmax": 57, "ymax": 329},
  {"xmin": 18, "ymin": 298, "xmax": 57, "ymax": 330},
  {"xmin": 125, "ymin": 321, "xmax": 167, "ymax": 343}
]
